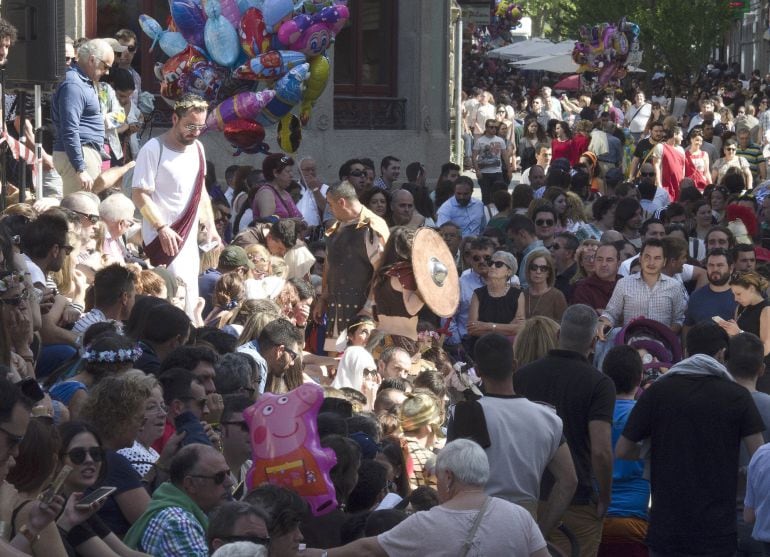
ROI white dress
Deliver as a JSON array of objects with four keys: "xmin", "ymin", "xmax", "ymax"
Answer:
[{"xmin": 132, "ymin": 137, "xmax": 203, "ymax": 318}]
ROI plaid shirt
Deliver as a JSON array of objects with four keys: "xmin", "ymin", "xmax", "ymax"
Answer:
[
  {"xmin": 601, "ymin": 272, "xmax": 686, "ymax": 328},
  {"xmin": 139, "ymin": 507, "xmax": 208, "ymax": 557}
]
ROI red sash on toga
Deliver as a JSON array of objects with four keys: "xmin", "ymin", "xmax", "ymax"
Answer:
[
  {"xmin": 661, "ymin": 144, "xmax": 685, "ymax": 202},
  {"xmin": 143, "ymin": 141, "xmax": 205, "ymax": 267}
]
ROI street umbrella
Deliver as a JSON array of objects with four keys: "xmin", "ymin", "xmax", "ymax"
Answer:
[{"xmin": 553, "ymin": 74, "xmax": 580, "ymax": 90}]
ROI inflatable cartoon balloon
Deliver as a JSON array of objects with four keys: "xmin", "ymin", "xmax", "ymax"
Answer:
[
  {"xmin": 157, "ymin": 44, "xmax": 208, "ymax": 101},
  {"xmin": 204, "ymin": 0, "xmax": 241, "ymax": 67},
  {"xmin": 224, "ymin": 118, "xmax": 270, "ymax": 155},
  {"xmin": 277, "ymin": 114, "xmax": 301, "ymax": 153},
  {"xmin": 219, "ymin": 0, "xmax": 243, "ymax": 29},
  {"xmin": 244, "ymin": 383, "xmax": 338, "ymax": 516},
  {"xmin": 171, "ymin": 0, "xmax": 208, "ymax": 52},
  {"xmin": 139, "ymin": 14, "xmax": 188, "ymax": 57},
  {"xmin": 262, "ymin": 0, "xmax": 295, "ymax": 33},
  {"xmin": 276, "ymin": 5, "xmax": 349, "ymax": 57},
  {"xmin": 233, "ymin": 50, "xmax": 306, "ymax": 80},
  {"xmin": 240, "ymin": 7, "xmax": 272, "ymax": 57},
  {"xmin": 207, "ymin": 90, "xmax": 276, "ymax": 131},
  {"xmin": 299, "ymin": 55, "xmax": 328, "ymax": 125},
  {"xmin": 179, "ymin": 60, "xmax": 227, "ymax": 101},
  {"xmin": 257, "ymin": 62, "xmax": 309, "ymax": 126}
]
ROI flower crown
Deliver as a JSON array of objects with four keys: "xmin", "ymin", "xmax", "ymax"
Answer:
[
  {"xmin": 83, "ymin": 346, "xmax": 143, "ymax": 364},
  {"xmin": 0, "ymin": 272, "xmax": 25, "ymax": 293}
]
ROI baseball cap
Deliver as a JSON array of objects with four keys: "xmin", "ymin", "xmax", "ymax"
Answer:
[
  {"xmin": 103, "ymin": 38, "xmax": 127, "ymax": 53},
  {"xmin": 218, "ymin": 245, "xmax": 254, "ymax": 269}
]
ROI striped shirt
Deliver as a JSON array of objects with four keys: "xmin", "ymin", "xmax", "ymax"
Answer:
[
  {"xmin": 139, "ymin": 507, "xmax": 208, "ymax": 557},
  {"xmin": 600, "ymin": 272, "xmax": 687, "ymax": 328},
  {"xmin": 736, "ymin": 142, "xmax": 764, "ymax": 182}
]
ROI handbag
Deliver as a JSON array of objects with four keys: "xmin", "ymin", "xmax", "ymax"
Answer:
[{"xmin": 459, "ymin": 496, "xmax": 492, "ymax": 557}]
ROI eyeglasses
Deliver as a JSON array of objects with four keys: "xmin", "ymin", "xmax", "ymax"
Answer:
[
  {"xmin": 183, "ymin": 123, "xmax": 207, "ymax": 132},
  {"xmin": 188, "ymin": 470, "xmax": 230, "ymax": 485},
  {"xmin": 218, "ymin": 535, "xmax": 271, "ymax": 546},
  {"xmin": 64, "ymin": 56, "xmax": 73, "ymax": 64},
  {"xmin": 67, "ymin": 446, "xmax": 104, "ymax": 465},
  {"xmin": 221, "ymin": 420, "xmax": 249, "ymax": 433},
  {"xmin": 472, "ymin": 254, "xmax": 492, "ymax": 264},
  {"xmin": 0, "ymin": 289, "xmax": 30, "ymax": 307},
  {"xmin": 529, "ymin": 264, "xmax": 549, "ymax": 273},
  {"xmin": 535, "ymin": 219, "xmax": 554, "ymax": 227},
  {"xmin": 488, "ymin": 260, "xmax": 510, "ymax": 269},
  {"xmin": 0, "ymin": 425, "xmax": 23, "ymax": 449},
  {"xmin": 145, "ymin": 402, "xmax": 167, "ymax": 415},
  {"xmin": 58, "ymin": 244, "xmax": 74, "ymax": 255},
  {"xmin": 725, "ymin": 147, "xmax": 737, "ymax": 151},
  {"xmin": 283, "ymin": 346, "xmax": 299, "ymax": 361},
  {"xmin": 73, "ymin": 210, "xmax": 100, "ymax": 224},
  {"xmin": 96, "ymin": 58, "xmax": 111, "ymax": 72},
  {"xmin": 348, "ymin": 170, "xmax": 365, "ymax": 178}
]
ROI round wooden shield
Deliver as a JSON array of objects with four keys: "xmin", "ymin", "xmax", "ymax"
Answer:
[{"xmin": 412, "ymin": 227, "xmax": 460, "ymax": 318}]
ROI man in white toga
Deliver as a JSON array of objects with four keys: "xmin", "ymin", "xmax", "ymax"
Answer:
[{"xmin": 131, "ymin": 94, "xmax": 220, "ymax": 318}]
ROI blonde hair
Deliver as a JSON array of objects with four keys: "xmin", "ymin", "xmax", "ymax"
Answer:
[
  {"xmin": 237, "ymin": 300, "xmax": 281, "ymax": 344},
  {"xmin": 270, "ymin": 256, "xmax": 288, "ymax": 279},
  {"xmin": 564, "ymin": 191, "xmax": 587, "ymax": 224},
  {"xmin": 200, "ymin": 244, "xmax": 223, "ymax": 273},
  {"xmin": 513, "ymin": 316, "xmax": 560, "ymax": 367},
  {"xmin": 571, "ymin": 239, "xmax": 601, "ymax": 284},
  {"xmin": 51, "ymin": 229, "xmax": 81, "ymax": 297},
  {"xmin": 80, "ymin": 372, "xmax": 152, "ymax": 445},
  {"xmin": 136, "ymin": 269, "xmax": 166, "ymax": 297}
]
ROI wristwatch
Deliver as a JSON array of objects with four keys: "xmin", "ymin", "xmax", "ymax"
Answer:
[{"xmin": 19, "ymin": 524, "xmax": 41, "ymax": 546}]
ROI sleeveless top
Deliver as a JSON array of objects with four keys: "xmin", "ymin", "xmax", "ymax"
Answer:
[
  {"xmin": 737, "ymin": 299, "xmax": 770, "ymax": 341},
  {"xmin": 475, "ymin": 285, "xmax": 521, "ymax": 325},
  {"xmin": 253, "ymin": 184, "xmax": 303, "ymax": 219}
]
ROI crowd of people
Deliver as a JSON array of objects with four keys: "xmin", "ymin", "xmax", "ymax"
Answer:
[{"xmin": 5, "ymin": 11, "xmax": 770, "ymax": 557}]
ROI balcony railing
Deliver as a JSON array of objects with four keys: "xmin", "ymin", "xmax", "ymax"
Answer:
[{"xmin": 333, "ymin": 96, "xmax": 407, "ymax": 130}]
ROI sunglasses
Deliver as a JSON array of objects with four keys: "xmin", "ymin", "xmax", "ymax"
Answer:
[
  {"xmin": 548, "ymin": 244, "xmax": 562, "ymax": 251},
  {"xmin": 183, "ymin": 123, "xmax": 207, "ymax": 132},
  {"xmin": 488, "ymin": 260, "xmax": 510, "ymax": 269},
  {"xmin": 188, "ymin": 470, "xmax": 230, "ymax": 485},
  {"xmin": 349, "ymin": 170, "xmax": 365, "ymax": 178},
  {"xmin": 529, "ymin": 264, "xmax": 549, "ymax": 273},
  {"xmin": 535, "ymin": 219, "xmax": 554, "ymax": 227},
  {"xmin": 0, "ymin": 289, "xmax": 30, "ymax": 307},
  {"xmin": 221, "ymin": 420, "xmax": 249, "ymax": 433},
  {"xmin": 59, "ymin": 244, "xmax": 75, "ymax": 255},
  {"xmin": 0, "ymin": 425, "xmax": 23, "ymax": 449},
  {"xmin": 725, "ymin": 147, "xmax": 737, "ymax": 151},
  {"xmin": 126, "ymin": 45, "xmax": 137, "ymax": 53},
  {"xmin": 472, "ymin": 255, "xmax": 492, "ymax": 264},
  {"xmin": 64, "ymin": 56, "xmax": 73, "ymax": 64},
  {"xmin": 284, "ymin": 346, "xmax": 299, "ymax": 361},
  {"xmin": 67, "ymin": 446, "xmax": 104, "ymax": 465},
  {"xmin": 640, "ymin": 172, "xmax": 655, "ymax": 177},
  {"xmin": 73, "ymin": 210, "xmax": 100, "ymax": 225}
]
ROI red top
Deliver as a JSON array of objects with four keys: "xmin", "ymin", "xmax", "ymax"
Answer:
[
  {"xmin": 552, "ymin": 138, "xmax": 576, "ymax": 166},
  {"xmin": 661, "ymin": 144, "xmax": 686, "ymax": 202}
]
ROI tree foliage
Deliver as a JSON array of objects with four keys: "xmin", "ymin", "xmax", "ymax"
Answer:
[{"xmin": 557, "ymin": 0, "xmax": 731, "ymax": 81}]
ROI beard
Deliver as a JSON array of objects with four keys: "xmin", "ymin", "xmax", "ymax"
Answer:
[{"xmin": 709, "ymin": 272, "xmax": 730, "ymax": 286}]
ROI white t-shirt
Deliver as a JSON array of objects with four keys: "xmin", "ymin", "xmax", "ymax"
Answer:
[
  {"xmin": 377, "ymin": 497, "xmax": 546, "ymax": 557},
  {"xmin": 296, "ymin": 183, "xmax": 329, "ymax": 227}
]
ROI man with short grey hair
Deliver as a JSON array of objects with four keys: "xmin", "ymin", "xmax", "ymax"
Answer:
[
  {"xmin": 52, "ymin": 38, "xmax": 115, "ymax": 194},
  {"xmin": 214, "ymin": 353, "xmax": 259, "ymax": 399},
  {"xmin": 514, "ymin": 304, "xmax": 616, "ymax": 557}
]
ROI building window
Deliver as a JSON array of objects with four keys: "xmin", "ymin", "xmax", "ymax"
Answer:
[{"xmin": 333, "ymin": 0, "xmax": 398, "ymax": 97}]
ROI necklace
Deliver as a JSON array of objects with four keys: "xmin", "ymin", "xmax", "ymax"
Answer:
[{"xmin": 526, "ymin": 289, "xmax": 546, "ymax": 316}]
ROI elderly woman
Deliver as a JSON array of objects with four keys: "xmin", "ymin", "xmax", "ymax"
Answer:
[
  {"xmin": 467, "ymin": 251, "xmax": 525, "ymax": 344},
  {"xmin": 307, "ymin": 439, "xmax": 549, "ymax": 556},
  {"xmin": 99, "ymin": 192, "xmax": 136, "ymax": 264},
  {"xmin": 523, "ymin": 249, "xmax": 567, "ymax": 322},
  {"xmin": 712, "ymin": 138, "xmax": 752, "ymax": 189}
]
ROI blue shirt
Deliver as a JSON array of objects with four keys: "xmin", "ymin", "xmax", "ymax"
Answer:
[
  {"xmin": 436, "ymin": 197, "xmax": 487, "ymax": 237},
  {"xmin": 52, "ymin": 63, "xmax": 105, "ymax": 172},
  {"xmin": 608, "ymin": 399, "xmax": 649, "ymax": 519},
  {"xmin": 683, "ymin": 285, "xmax": 737, "ymax": 326}
]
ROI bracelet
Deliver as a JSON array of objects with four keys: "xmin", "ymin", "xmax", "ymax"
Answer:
[{"xmin": 19, "ymin": 524, "xmax": 41, "ymax": 546}]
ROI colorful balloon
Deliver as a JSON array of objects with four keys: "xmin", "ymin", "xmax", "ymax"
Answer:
[
  {"xmin": 277, "ymin": 114, "xmax": 302, "ymax": 153},
  {"xmin": 224, "ymin": 118, "xmax": 270, "ymax": 155},
  {"xmin": 257, "ymin": 63, "xmax": 309, "ymax": 126},
  {"xmin": 219, "ymin": 0, "xmax": 243, "ymax": 29},
  {"xmin": 204, "ymin": 0, "xmax": 241, "ymax": 67},
  {"xmin": 276, "ymin": 5, "xmax": 349, "ymax": 57},
  {"xmin": 244, "ymin": 383, "xmax": 338, "ymax": 516},
  {"xmin": 139, "ymin": 14, "xmax": 188, "ymax": 57},
  {"xmin": 233, "ymin": 50, "xmax": 307, "ymax": 80},
  {"xmin": 240, "ymin": 7, "xmax": 272, "ymax": 57},
  {"xmin": 157, "ymin": 44, "xmax": 208, "ymax": 101},
  {"xmin": 262, "ymin": 0, "xmax": 295, "ymax": 33},
  {"xmin": 171, "ymin": 0, "xmax": 207, "ymax": 51},
  {"xmin": 179, "ymin": 60, "xmax": 227, "ymax": 101},
  {"xmin": 207, "ymin": 90, "xmax": 276, "ymax": 131},
  {"xmin": 299, "ymin": 55, "xmax": 329, "ymax": 125}
]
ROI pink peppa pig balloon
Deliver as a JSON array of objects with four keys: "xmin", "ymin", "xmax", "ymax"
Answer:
[
  {"xmin": 206, "ymin": 90, "xmax": 276, "ymax": 131},
  {"xmin": 244, "ymin": 383, "xmax": 338, "ymax": 516}
]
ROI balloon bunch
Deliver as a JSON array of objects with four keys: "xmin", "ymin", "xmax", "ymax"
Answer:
[
  {"xmin": 571, "ymin": 17, "xmax": 641, "ymax": 91},
  {"xmin": 494, "ymin": 1, "xmax": 524, "ymax": 29},
  {"xmin": 140, "ymin": 0, "xmax": 349, "ymax": 155}
]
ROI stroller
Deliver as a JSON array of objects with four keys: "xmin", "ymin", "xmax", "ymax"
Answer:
[{"xmin": 615, "ymin": 317, "xmax": 683, "ymax": 386}]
